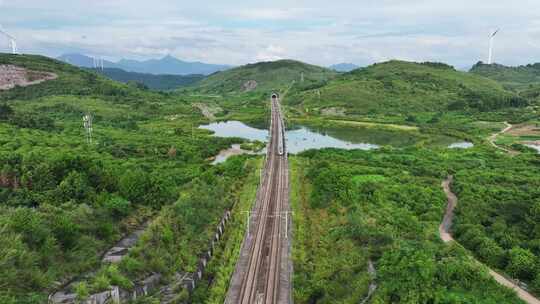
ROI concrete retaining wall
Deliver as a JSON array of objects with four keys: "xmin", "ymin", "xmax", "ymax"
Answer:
[{"xmin": 50, "ymin": 210, "xmax": 232, "ymax": 304}]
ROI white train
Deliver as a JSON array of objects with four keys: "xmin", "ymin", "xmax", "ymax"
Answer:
[{"xmin": 271, "ymin": 93, "xmax": 285, "ymax": 156}]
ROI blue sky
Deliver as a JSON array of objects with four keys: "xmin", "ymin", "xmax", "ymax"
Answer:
[{"xmin": 1, "ymin": 0, "xmax": 540, "ymax": 68}]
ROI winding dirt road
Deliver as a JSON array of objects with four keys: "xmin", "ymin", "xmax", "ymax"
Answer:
[
  {"xmin": 439, "ymin": 176, "xmax": 540, "ymax": 304},
  {"xmin": 488, "ymin": 122, "xmax": 516, "ymax": 154}
]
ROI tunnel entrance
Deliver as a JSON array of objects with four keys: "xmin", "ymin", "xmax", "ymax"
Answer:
[{"xmin": 271, "ymin": 93, "xmax": 279, "ymax": 100}]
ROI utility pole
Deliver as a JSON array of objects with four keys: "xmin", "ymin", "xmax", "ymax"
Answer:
[
  {"xmin": 280, "ymin": 211, "xmax": 293, "ymax": 239},
  {"xmin": 83, "ymin": 113, "xmax": 93, "ymax": 144},
  {"xmin": 260, "ymin": 155, "xmax": 266, "ymax": 180},
  {"xmin": 242, "ymin": 210, "xmax": 255, "ymax": 236}
]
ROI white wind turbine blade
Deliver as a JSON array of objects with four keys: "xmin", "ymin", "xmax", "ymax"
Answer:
[
  {"xmin": 0, "ymin": 25, "xmax": 19, "ymax": 54},
  {"xmin": 488, "ymin": 28, "xmax": 499, "ymax": 64}
]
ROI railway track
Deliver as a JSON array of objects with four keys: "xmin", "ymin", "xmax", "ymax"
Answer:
[{"xmin": 225, "ymin": 94, "xmax": 291, "ymax": 304}]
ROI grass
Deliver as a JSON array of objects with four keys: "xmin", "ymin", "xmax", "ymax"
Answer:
[
  {"xmin": 289, "ymin": 157, "xmax": 371, "ymax": 303},
  {"xmin": 286, "ymin": 60, "xmax": 530, "ymax": 123},
  {"xmin": 327, "ymin": 119, "xmax": 418, "ymax": 131},
  {"xmin": 470, "ymin": 62, "xmax": 540, "ymax": 91},
  {"xmin": 191, "ymin": 59, "xmax": 337, "ymax": 94},
  {"xmin": 191, "ymin": 157, "xmax": 262, "ymax": 303}
]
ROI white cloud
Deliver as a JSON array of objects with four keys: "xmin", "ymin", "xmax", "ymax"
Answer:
[
  {"xmin": 230, "ymin": 8, "xmax": 304, "ymax": 20},
  {"xmin": 1, "ymin": 0, "xmax": 540, "ymax": 67},
  {"xmin": 255, "ymin": 45, "xmax": 287, "ymax": 62}
]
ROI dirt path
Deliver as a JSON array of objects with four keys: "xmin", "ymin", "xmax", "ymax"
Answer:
[
  {"xmin": 488, "ymin": 122, "xmax": 517, "ymax": 155},
  {"xmin": 439, "ymin": 176, "xmax": 457, "ymax": 243},
  {"xmin": 360, "ymin": 260, "xmax": 377, "ymax": 304},
  {"xmin": 439, "ymin": 176, "xmax": 540, "ymax": 304}
]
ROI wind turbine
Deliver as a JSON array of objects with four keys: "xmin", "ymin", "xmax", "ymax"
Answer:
[
  {"xmin": 488, "ymin": 29, "xmax": 499, "ymax": 64},
  {"xmin": 0, "ymin": 25, "xmax": 18, "ymax": 54}
]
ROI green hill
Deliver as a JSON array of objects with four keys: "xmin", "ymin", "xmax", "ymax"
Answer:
[
  {"xmin": 287, "ymin": 60, "xmax": 528, "ymax": 119},
  {"xmin": 193, "ymin": 59, "xmax": 337, "ymax": 94},
  {"xmin": 0, "ymin": 54, "xmax": 155, "ymax": 102},
  {"xmin": 470, "ymin": 62, "xmax": 540, "ymax": 90}
]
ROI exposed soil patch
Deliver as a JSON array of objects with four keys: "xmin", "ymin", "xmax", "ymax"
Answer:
[
  {"xmin": 193, "ymin": 102, "xmax": 222, "ymax": 120},
  {"xmin": 320, "ymin": 107, "xmax": 346, "ymax": 116},
  {"xmin": 210, "ymin": 144, "xmax": 262, "ymax": 164},
  {"xmin": 0, "ymin": 65, "xmax": 57, "ymax": 90},
  {"xmin": 242, "ymin": 80, "xmax": 258, "ymax": 92},
  {"xmin": 507, "ymin": 124, "xmax": 540, "ymax": 137}
]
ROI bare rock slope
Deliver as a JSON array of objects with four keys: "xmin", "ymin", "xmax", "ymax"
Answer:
[{"xmin": 0, "ymin": 64, "xmax": 57, "ymax": 90}]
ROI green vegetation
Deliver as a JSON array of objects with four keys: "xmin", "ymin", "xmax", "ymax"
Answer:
[
  {"xmin": 290, "ymin": 146, "xmax": 536, "ymax": 303},
  {"xmin": 193, "ymin": 59, "xmax": 337, "ymax": 94},
  {"xmin": 80, "ymin": 155, "xmax": 256, "ymax": 294},
  {"xmin": 286, "ymin": 60, "xmax": 533, "ymax": 124},
  {"xmin": 240, "ymin": 140, "xmax": 265, "ymax": 152},
  {"xmin": 191, "ymin": 157, "xmax": 262, "ymax": 303},
  {"xmin": 452, "ymin": 155, "xmax": 540, "ymax": 293},
  {"xmin": 470, "ymin": 62, "xmax": 540, "ymax": 91},
  {"xmin": 281, "ymin": 59, "xmax": 540, "ymax": 303},
  {"xmin": 290, "ymin": 118, "xmax": 459, "ymax": 148},
  {"xmin": 0, "ymin": 54, "xmax": 241, "ymax": 303},
  {"xmin": 1, "ymin": 53, "xmax": 539, "ymax": 304}
]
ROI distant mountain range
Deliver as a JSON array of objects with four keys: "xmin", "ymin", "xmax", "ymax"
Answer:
[
  {"xmin": 329, "ymin": 63, "xmax": 360, "ymax": 72},
  {"xmin": 91, "ymin": 68, "xmax": 204, "ymax": 91},
  {"xmin": 57, "ymin": 53, "xmax": 231, "ymax": 76}
]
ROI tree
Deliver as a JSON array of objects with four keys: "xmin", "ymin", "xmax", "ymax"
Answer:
[
  {"xmin": 103, "ymin": 194, "xmax": 131, "ymax": 218},
  {"xmin": 532, "ymin": 272, "xmax": 540, "ymax": 294},
  {"xmin": 0, "ymin": 225, "xmax": 44, "ymax": 292},
  {"xmin": 528, "ymin": 200, "xmax": 540, "ymax": 238},
  {"xmin": 56, "ymin": 171, "xmax": 93, "ymax": 202},
  {"xmin": 0, "ymin": 103, "xmax": 13, "ymax": 120},
  {"xmin": 118, "ymin": 169, "xmax": 150, "ymax": 205},
  {"xmin": 477, "ymin": 238, "xmax": 506, "ymax": 269},
  {"xmin": 506, "ymin": 247, "xmax": 536, "ymax": 280},
  {"xmin": 377, "ymin": 243, "xmax": 438, "ymax": 303}
]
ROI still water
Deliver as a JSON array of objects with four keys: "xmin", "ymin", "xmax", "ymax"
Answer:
[
  {"xmin": 525, "ymin": 144, "xmax": 540, "ymax": 153},
  {"xmin": 448, "ymin": 142, "xmax": 474, "ymax": 149},
  {"xmin": 200, "ymin": 121, "xmax": 381, "ymax": 156},
  {"xmin": 200, "ymin": 121, "xmax": 471, "ymax": 163}
]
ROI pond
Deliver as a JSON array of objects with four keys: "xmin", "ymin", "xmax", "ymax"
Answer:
[
  {"xmin": 525, "ymin": 144, "xmax": 540, "ymax": 153},
  {"xmin": 202, "ymin": 121, "xmax": 268, "ymax": 142},
  {"xmin": 200, "ymin": 121, "xmax": 382, "ymax": 159},
  {"xmin": 448, "ymin": 142, "xmax": 474, "ymax": 149}
]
